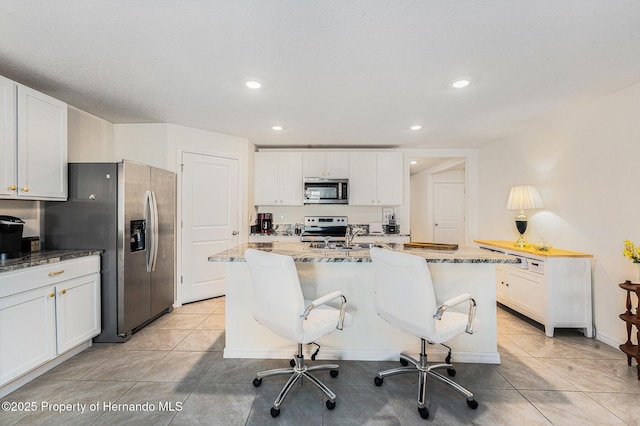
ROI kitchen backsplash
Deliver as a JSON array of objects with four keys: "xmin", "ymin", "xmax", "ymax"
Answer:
[{"xmin": 252, "ymin": 223, "xmax": 407, "ymax": 237}]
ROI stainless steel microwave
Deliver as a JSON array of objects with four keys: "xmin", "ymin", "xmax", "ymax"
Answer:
[{"xmin": 303, "ymin": 178, "xmax": 348, "ymax": 204}]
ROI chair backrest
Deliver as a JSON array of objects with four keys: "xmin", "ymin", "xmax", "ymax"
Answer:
[
  {"xmin": 369, "ymin": 247, "xmax": 438, "ymax": 339},
  {"xmin": 244, "ymin": 249, "xmax": 306, "ymax": 341}
]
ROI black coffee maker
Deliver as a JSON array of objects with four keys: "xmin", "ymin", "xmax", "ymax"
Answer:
[
  {"xmin": 0, "ymin": 215, "xmax": 25, "ymax": 260},
  {"xmin": 257, "ymin": 213, "xmax": 273, "ymax": 234}
]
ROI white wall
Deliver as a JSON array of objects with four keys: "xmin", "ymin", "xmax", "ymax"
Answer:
[
  {"xmin": 410, "ymin": 170, "xmax": 429, "ymax": 241},
  {"xmin": 113, "ymin": 123, "xmax": 168, "ymax": 168},
  {"xmin": 479, "ymin": 81, "xmax": 640, "ymax": 347},
  {"xmin": 67, "ymin": 106, "xmax": 114, "ymax": 162}
]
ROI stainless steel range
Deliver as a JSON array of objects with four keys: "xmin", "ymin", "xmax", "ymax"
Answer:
[{"xmin": 301, "ymin": 216, "xmax": 348, "ymax": 242}]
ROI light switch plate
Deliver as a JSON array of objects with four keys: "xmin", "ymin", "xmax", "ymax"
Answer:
[{"xmin": 382, "ymin": 208, "xmax": 394, "ymax": 224}]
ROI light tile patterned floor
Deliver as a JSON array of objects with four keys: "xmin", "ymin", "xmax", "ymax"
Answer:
[{"xmin": 2, "ymin": 297, "xmax": 640, "ymax": 425}]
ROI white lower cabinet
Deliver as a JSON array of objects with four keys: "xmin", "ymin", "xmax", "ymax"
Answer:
[
  {"xmin": 0, "ymin": 255, "xmax": 100, "ymax": 390},
  {"xmin": 55, "ymin": 271, "xmax": 101, "ymax": 354},
  {"xmin": 0, "ymin": 286, "xmax": 56, "ymax": 385}
]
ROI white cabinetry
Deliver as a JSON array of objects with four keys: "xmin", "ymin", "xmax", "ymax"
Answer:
[
  {"xmin": 254, "ymin": 152, "xmax": 302, "ymax": 205},
  {"xmin": 348, "ymin": 152, "xmax": 403, "ymax": 206},
  {"xmin": 478, "ymin": 240, "xmax": 592, "ymax": 338},
  {"xmin": 0, "ymin": 75, "xmax": 68, "ymax": 200},
  {"xmin": 0, "ymin": 256, "xmax": 100, "ymax": 391},
  {"xmin": 303, "ymin": 152, "xmax": 349, "ymax": 178}
]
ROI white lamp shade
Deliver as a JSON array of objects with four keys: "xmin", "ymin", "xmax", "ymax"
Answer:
[{"xmin": 506, "ymin": 185, "xmax": 544, "ymax": 210}]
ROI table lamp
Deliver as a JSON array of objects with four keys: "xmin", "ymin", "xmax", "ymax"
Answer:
[{"xmin": 506, "ymin": 185, "xmax": 544, "ymax": 248}]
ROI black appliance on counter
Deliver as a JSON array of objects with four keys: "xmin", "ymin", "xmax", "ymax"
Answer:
[
  {"xmin": 0, "ymin": 215, "xmax": 25, "ymax": 260},
  {"xmin": 258, "ymin": 213, "xmax": 273, "ymax": 234},
  {"xmin": 301, "ymin": 216, "xmax": 348, "ymax": 242}
]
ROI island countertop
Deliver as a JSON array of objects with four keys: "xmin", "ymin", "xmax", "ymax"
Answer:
[{"xmin": 209, "ymin": 242, "xmax": 519, "ymax": 264}]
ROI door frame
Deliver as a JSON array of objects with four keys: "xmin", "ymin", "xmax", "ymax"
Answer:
[{"xmin": 175, "ymin": 147, "xmax": 244, "ymax": 307}]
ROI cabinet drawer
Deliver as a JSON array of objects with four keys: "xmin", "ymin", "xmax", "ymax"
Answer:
[
  {"xmin": 528, "ymin": 259, "xmax": 545, "ymax": 274},
  {"xmin": 0, "ymin": 256, "xmax": 100, "ymax": 298}
]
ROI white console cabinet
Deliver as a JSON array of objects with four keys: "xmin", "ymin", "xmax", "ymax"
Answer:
[
  {"xmin": 476, "ymin": 240, "xmax": 593, "ymax": 338},
  {"xmin": 0, "ymin": 255, "xmax": 100, "ymax": 395}
]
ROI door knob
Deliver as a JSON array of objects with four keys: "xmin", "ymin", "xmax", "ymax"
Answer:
[
  {"xmin": 22, "ymin": 186, "xmax": 29, "ymax": 192},
  {"xmin": 9, "ymin": 185, "xmax": 16, "ymax": 191},
  {"xmin": 232, "ymin": 231, "xmax": 239, "ymax": 235}
]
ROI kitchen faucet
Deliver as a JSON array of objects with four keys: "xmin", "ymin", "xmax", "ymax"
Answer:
[{"xmin": 345, "ymin": 225, "xmax": 365, "ymax": 248}]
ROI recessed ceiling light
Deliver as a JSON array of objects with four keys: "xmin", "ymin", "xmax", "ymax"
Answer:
[
  {"xmin": 246, "ymin": 81, "xmax": 261, "ymax": 89},
  {"xmin": 410, "ymin": 160, "xmax": 418, "ymax": 165},
  {"xmin": 272, "ymin": 126, "xmax": 283, "ymax": 131},
  {"xmin": 410, "ymin": 125, "xmax": 422, "ymax": 131},
  {"xmin": 451, "ymin": 79, "xmax": 470, "ymax": 89}
]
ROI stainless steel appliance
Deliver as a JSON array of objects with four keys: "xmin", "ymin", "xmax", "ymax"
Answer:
[
  {"xmin": 301, "ymin": 216, "xmax": 348, "ymax": 242},
  {"xmin": 44, "ymin": 160, "xmax": 176, "ymax": 342},
  {"xmin": 0, "ymin": 216, "xmax": 25, "ymax": 260},
  {"xmin": 303, "ymin": 178, "xmax": 348, "ymax": 204},
  {"xmin": 386, "ymin": 214, "xmax": 399, "ymax": 234},
  {"xmin": 257, "ymin": 213, "xmax": 273, "ymax": 234}
]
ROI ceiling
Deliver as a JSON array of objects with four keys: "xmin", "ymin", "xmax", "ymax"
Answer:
[{"xmin": 1, "ymin": 1, "xmax": 639, "ymax": 149}]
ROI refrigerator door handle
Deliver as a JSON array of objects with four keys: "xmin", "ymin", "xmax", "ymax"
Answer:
[
  {"xmin": 145, "ymin": 190, "xmax": 156, "ymax": 272},
  {"xmin": 151, "ymin": 190, "xmax": 159, "ymax": 272}
]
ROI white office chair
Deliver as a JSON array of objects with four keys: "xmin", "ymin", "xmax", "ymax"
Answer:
[
  {"xmin": 245, "ymin": 248, "xmax": 353, "ymax": 418},
  {"xmin": 369, "ymin": 247, "xmax": 478, "ymax": 420}
]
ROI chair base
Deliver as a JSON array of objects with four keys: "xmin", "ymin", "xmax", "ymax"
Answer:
[
  {"xmin": 252, "ymin": 343, "xmax": 340, "ymax": 417},
  {"xmin": 374, "ymin": 339, "xmax": 477, "ymax": 420}
]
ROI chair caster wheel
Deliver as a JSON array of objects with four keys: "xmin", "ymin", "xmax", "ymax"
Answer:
[
  {"xmin": 418, "ymin": 406, "xmax": 429, "ymax": 419},
  {"xmin": 326, "ymin": 400, "xmax": 336, "ymax": 410},
  {"xmin": 290, "ymin": 359, "xmax": 296, "ymax": 367},
  {"xmin": 330, "ymin": 369, "xmax": 339, "ymax": 378},
  {"xmin": 447, "ymin": 368, "xmax": 456, "ymax": 377},
  {"xmin": 252, "ymin": 378, "xmax": 262, "ymax": 387},
  {"xmin": 374, "ymin": 376, "xmax": 384, "ymax": 386},
  {"xmin": 467, "ymin": 399, "xmax": 478, "ymax": 409},
  {"xmin": 270, "ymin": 407, "xmax": 280, "ymax": 417},
  {"xmin": 400, "ymin": 358, "xmax": 409, "ymax": 366}
]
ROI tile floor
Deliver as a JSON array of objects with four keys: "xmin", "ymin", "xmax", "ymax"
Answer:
[{"xmin": 2, "ymin": 297, "xmax": 640, "ymax": 425}]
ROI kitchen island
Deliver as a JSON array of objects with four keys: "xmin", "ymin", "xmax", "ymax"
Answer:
[{"xmin": 209, "ymin": 242, "xmax": 518, "ymax": 364}]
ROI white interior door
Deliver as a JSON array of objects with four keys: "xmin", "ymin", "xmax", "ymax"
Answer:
[
  {"xmin": 433, "ymin": 182, "xmax": 465, "ymax": 245},
  {"xmin": 181, "ymin": 152, "xmax": 239, "ymax": 303}
]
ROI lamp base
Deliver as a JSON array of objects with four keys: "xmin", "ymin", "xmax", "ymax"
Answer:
[
  {"xmin": 514, "ymin": 235, "xmax": 529, "ymax": 249},
  {"xmin": 514, "ymin": 217, "xmax": 529, "ymax": 248}
]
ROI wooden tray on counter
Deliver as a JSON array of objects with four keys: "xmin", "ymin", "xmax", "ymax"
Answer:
[{"xmin": 403, "ymin": 242, "xmax": 459, "ymax": 251}]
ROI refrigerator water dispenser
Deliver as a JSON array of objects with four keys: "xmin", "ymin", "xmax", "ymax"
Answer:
[{"xmin": 130, "ymin": 220, "xmax": 146, "ymax": 252}]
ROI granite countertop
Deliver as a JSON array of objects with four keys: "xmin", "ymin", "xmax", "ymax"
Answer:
[
  {"xmin": 0, "ymin": 249, "xmax": 103, "ymax": 273},
  {"xmin": 209, "ymin": 242, "xmax": 519, "ymax": 264}
]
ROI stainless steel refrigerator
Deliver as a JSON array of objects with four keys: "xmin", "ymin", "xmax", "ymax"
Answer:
[{"xmin": 44, "ymin": 160, "xmax": 176, "ymax": 342}]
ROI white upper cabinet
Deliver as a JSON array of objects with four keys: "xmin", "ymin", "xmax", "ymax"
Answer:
[
  {"xmin": 349, "ymin": 151, "xmax": 403, "ymax": 206},
  {"xmin": 303, "ymin": 152, "xmax": 349, "ymax": 178},
  {"xmin": 0, "ymin": 76, "xmax": 68, "ymax": 200},
  {"xmin": 0, "ymin": 76, "xmax": 17, "ymax": 198},
  {"xmin": 254, "ymin": 152, "xmax": 303, "ymax": 205}
]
